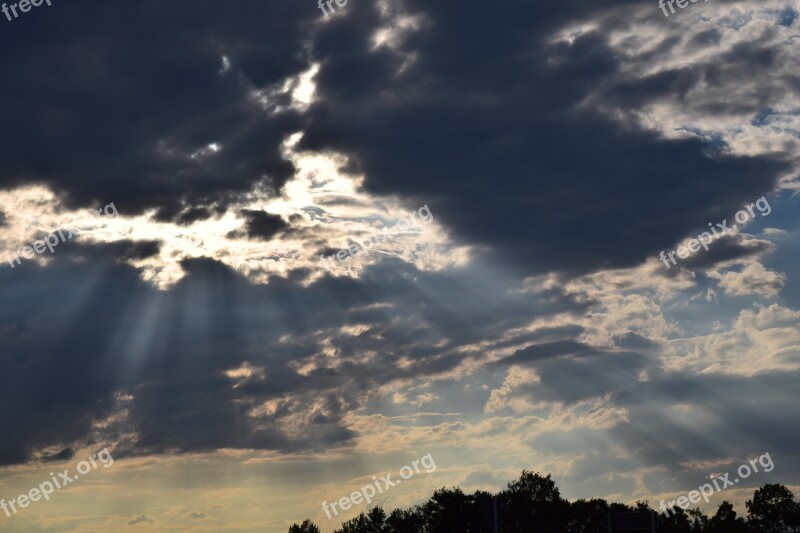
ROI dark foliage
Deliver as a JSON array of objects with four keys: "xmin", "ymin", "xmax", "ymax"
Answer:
[{"xmin": 288, "ymin": 471, "xmax": 800, "ymax": 533}]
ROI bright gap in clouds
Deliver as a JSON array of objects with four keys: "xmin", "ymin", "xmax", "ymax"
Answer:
[{"xmin": 0, "ymin": 135, "xmax": 468, "ymax": 289}]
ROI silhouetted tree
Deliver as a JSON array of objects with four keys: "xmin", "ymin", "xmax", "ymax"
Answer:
[
  {"xmin": 500, "ymin": 470, "xmax": 569, "ymax": 532},
  {"xmin": 287, "ymin": 475, "xmax": 800, "ymax": 533},
  {"xmin": 421, "ymin": 487, "xmax": 489, "ymax": 533},
  {"xmin": 608, "ymin": 501, "xmax": 636, "ymax": 514},
  {"xmin": 333, "ymin": 507, "xmax": 387, "ymax": 533},
  {"xmin": 747, "ymin": 484, "xmax": 800, "ymax": 532},
  {"xmin": 687, "ymin": 508, "xmax": 709, "ymax": 532},
  {"xmin": 707, "ymin": 501, "xmax": 750, "ymax": 532},
  {"xmin": 658, "ymin": 506, "xmax": 694, "ymax": 533},
  {"xmin": 567, "ymin": 498, "xmax": 609, "ymax": 532},
  {"xmin": 385, "ymin": 507, "xmax": 426, "ymax": 533},
  {"xmin": 289, "ymin": 519, "xmax": 321, "ymax": 533}
]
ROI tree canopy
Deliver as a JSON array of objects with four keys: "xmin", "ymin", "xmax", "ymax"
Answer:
[{"xmin": 288, "ymin": 471, "xmax": 800, "ymax": 532}]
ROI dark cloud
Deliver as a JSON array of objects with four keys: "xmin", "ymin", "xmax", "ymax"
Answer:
[
  {"xmin": 0, "ymin": 251, "xmax": 582, "ymax": 465},
  {"xmin": 175, "ymin": 206, "xmax": 214, "ymax": 225},
  {"xmin": 128, "ymin": 514, "xmax": 155, "ymax": 526},
  {"xmin": 65, "ymin": 239, "xmax": 163, "ymax": 262},
  {"xmin": 0, "ymin": 1, "xmax": 314, "ymax": 217},
  {"xmin": 611, "ymin": 332, "xmax": 664, "ymax": 354},
  {"xmin": 299, "ymin": 0, "xmax": 792, "ymax": 276},
  {"xmin": 524, "ymin": 367, "xmax": 800, "ymax": 491},
  {"xmin": 227, "ymin": 210, "xmax": 289, "ymax": 241},
  {"xmin": 41, "ymin": 447, "xmax": 74, "ymax": 463},
  {"xmin": 679, "ymin": 235, "xmax": 774, "ymax": 270},
  {"xmin": 615, "ymin": 370, "xmax": 800, "ymax": 492},
  {"xmin": 498, "ymin": 340, "xmax": 600, "ymax": 365},
  {"xmin": 690, "ymin": 29, "xmax": 722, "ymax": 47},
  {"xmin": 0, "ymin": 0, "xmax": 789, "ymax": 276},
  {"xmin": 0, "ymin": 0, "xmax": 798, "ymax": 512},
  {"xmin": 498, "ymin": 342, "xmax": 653, "ymax": 404},
  {"xmin": 499, "ymin": 359, "xmax": 800, "ymax": 512}
]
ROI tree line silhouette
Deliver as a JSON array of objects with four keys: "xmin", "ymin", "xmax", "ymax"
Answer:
[{"xmin": 289, "ymin": 470, "xmax": 800, "ymax": 532}]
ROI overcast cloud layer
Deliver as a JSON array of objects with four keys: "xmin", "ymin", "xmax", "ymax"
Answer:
[{"xmin": 0, "ymin": 0, "xmax": 799, "ymax": 531}]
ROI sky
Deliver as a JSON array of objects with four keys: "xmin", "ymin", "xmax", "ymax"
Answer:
[{"xmin": 0, "ymin": 0, "xmax": 799, "ymax": 531}]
